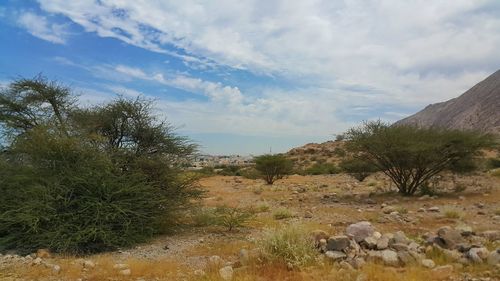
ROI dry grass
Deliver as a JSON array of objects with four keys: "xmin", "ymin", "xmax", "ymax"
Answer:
[{"xmin": 7, "ymin": 255, "xmax": 189, "ymax": 281}]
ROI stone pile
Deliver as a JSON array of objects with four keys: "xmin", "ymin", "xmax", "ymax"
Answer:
[{"xmin": 313, "ymin": 221, "xmax": 500, "ymax": 271}]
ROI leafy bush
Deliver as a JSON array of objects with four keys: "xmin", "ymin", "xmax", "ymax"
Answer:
[
  {"xmin": 304, "ymin": 163, "xmax": 340, "ymax": 175},
  {"xmin": 345, "ymin": 121, "xmax": 493, "ymax": 195},
  {"xmin": 0, "ymin": 77, "xmax": 202, "ymax": 254},
  {"xmin": 213, "ymin": 206, "xmax": 254, "ymax": 231},
  {"xmin": 259, "ymin": 224, "xmax": 316, "ymax": 267},
  {"xmin": 254, "ymin": 154, "xmax": 293, "ymax": 184},
  {"xmin": 239, "ymin": 167, "xmax": 261, "ymax": 180},
  {"xmin": 339, "ymin": 158, "xmax": 378, "ymax": 181}
]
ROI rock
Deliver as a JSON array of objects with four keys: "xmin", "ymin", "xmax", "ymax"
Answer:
[
  {"xmin": 481, "ymin": 230, "xmax": 500, "ymax": 242},
  {"xmin": 219, "ymin": 266, "xmax": 233, "ymax": 281},
  {"xmin": 346, "ymin": 221, "xmax": 375, "ymax": 242},
  {"xmin": 455, "ymin": 225, "xmax": 474, "ymax": 237},
  {"xmin": 32, "ymin": 257, "xmax": 43, "ymax": 265},
  {"xmin": 382, "ymin": 206, "xmax": 396, "ymax": 214},
  {"xmin": 419, "ymin": 195, "xmax": 430, "ymax": 200},
  {"xmin": 372, "ymin": 232, "xmax": 382, "ymax": 239},
  {"xmin": 363, "ymin": 236, "xmax": 378, "ymax": 249},
  {"xmin": 304, "ymin": 211, "xmax": 313, "ymax": 218},
  {"xmin": 487, "ymin": 249, "xmax": 500, "ymax": 265},
  {"xmin": 417, "ymin": 208, "xmax": 426, "ymax": 212},
  {"xmin": 327, "ymin": 235, "xmax": 350, "ymax": 251},
  {"xmin": 351, "ymin": 257, "xmax": 366, "ymax": 269},
  {"xmin": 52, "ymin": 264, "xmax": 61, "ymax": 273},
  {"xmin": 393, "ymin": 243, "xmax": 410, "ymax": 252},
  {"xmin": 113, "ymin": 264, "xmax": 128, "ymax": 270},
  {"xmin": 368, "ymin": 250, "xmax": 399, "ymax": 266},
  {"xmin": 119, "ymin": 269, "xmax": 131, "ymax": 276},
  {"xmin": 421, "ymin": 259, "xmax": 435, "ymax": 268},
  {"xmin": 392, "ymin": 231, "xmax": 410, "ymax": 245},
  {"xmin": 325, "ymin": 251, "xmax": 347, "ymax": 261},
  {"xmin": 377, "ymin": 236, "xmax": 389, "ymax": 250},
  {"xmin": 431, "ymin": 265, "xmax": 453, "ymax": 279},
  {"xmin": 428, "ymin": 206, "xmax": 440, "ymax": 212},
  {"xmin": 381, "ymin": 249, "xmax": 399, "ymax": 266},
  {"xmin": 436, "ymin": 226, "xmax": 464, "ymax": 249},
  {"xmin": 397, "ymin": 251, "xmax": 417, "ymax": 265},
  {"xmin": 467, "ymin": 247, "xmax": 489, "ymax": 263}
]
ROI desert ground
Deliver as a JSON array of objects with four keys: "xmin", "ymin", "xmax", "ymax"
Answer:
[{"xmin": 1, "ymin": 172, "xmax": 499, "ymax": 281}]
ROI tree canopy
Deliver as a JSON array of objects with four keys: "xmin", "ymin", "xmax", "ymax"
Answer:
[{"xmin": 345, "ymin": 120, "xmax": 494, "ymax": 195}]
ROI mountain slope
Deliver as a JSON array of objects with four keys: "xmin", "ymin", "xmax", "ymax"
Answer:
[{"xmin": 395, "ymin": 70, "xmax": 500, "ymax": 134}]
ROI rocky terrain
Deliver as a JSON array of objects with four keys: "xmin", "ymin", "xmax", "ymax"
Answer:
[
  {"xmin": 0, "ymin": 172, "xmax": 499, "ymax": 281},
  {"xmin": 395, "ymin": 70, "xmax": 500, "ymax": 134}
]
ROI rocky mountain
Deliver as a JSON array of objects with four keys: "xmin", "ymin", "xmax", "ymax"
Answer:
[{"xmin": 395, "ymin": 70, "xmax": 500, "ymax": 134}]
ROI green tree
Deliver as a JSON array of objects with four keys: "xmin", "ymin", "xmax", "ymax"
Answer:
[
  {"xmin": 339, "ymin": 158, "xmax": 378, "ymax": 181},
  {"xmin": 0, "ymin": 77, "xmax": 202, "ymax": 254},
  {"xmin": 254, "ymin": 154, "xmax": 293, "ymax": 184},
  {"xmin": 345, "ymin": 120, "xmax": 493, "ymax": 195}
]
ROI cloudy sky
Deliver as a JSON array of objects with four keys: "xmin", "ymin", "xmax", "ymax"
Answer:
[{"xmin": 1, "ymin": 0, "xmax": 499, "ymax": 155}]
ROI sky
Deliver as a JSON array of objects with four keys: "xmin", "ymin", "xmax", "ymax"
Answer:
[{"xmin": 1, "ymin": 1, "xmax": 499, "ymax": 155}]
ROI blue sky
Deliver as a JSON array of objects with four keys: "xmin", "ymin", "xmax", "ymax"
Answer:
[{"xmin": 1, "ymin": 0, "xmax": 499, "ymax": 155}]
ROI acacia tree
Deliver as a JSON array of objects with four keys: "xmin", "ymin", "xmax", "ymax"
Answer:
[
  {"xmin": 0, "ymin": 77, "xmax": 202, "ymax": 254},
  {"xmin": 254, "ymin": 154, "xmax": 293, "ymax": 184},
  {"xmin": 345, "ymin": 120, "xmax": 493, "ymax": 195}
]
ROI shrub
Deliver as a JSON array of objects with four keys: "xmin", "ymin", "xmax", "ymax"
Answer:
[
  {"xmin": 345, "ymin": 121, "xmax": 493, "ymax": 195},
  {"xmin": 259, "ymin": 224, "xmax": 316, "ymax": 267},
  {"xmin": 254, "ymin": 154, "xmax": 293, "ymax": 185},
  {"xmin": 305, "ymin": 163, "xmax": 340, "ymax": 175},
  {"xmin": 273, "ymin": 208, "xmax": 294, "ymax": 220},
  {"xmin": 339, "ymin": 158, "xmax": 378, "ymax": 182},
  {"xmin": 0, "ymin": 77, "xmax": 202, "ymax": 254},
  {"xmin": 213, "ymin": 206, "xmax": 254, "ymax": 231},
  {"xmin": 443, "ymin": 209, "xmax": 462, "ymax": 219}
]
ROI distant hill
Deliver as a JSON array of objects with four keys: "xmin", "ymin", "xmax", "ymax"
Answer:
[
  {"xmin": 395, "ymin": 70, "xmax": 500, "ymax": 134},
  {"xmin": 286, "ymin": 140, "xmax": 346, "ymax": 169}
]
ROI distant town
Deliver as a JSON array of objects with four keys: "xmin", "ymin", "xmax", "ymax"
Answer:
[{"xmin": 190, "ymin": 154, "xmax": 254, "ymax": 169}]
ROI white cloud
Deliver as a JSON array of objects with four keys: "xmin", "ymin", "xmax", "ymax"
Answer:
[
  {"xmin": 38, "ymin": 1, "xmax": 500, "ymax": 138},
  {"xmin": 17, "ymin": 11, "xmax": 69, "ymax": 44}
]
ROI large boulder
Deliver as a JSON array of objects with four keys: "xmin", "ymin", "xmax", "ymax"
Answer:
[
  {"xmin": 326, "ymin": 236, "xmax": 350, "ymax": 251},
  {"xmin": 467, "ymin": 247, "xmax": 489, "ymax": 263},
  {"xmin": 346, "ymin": 221, "xmax": 375, "ymax": 243},
  {"xmin": 435, "ymin": 226, "xmax": 464, "ymax": 250}
]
